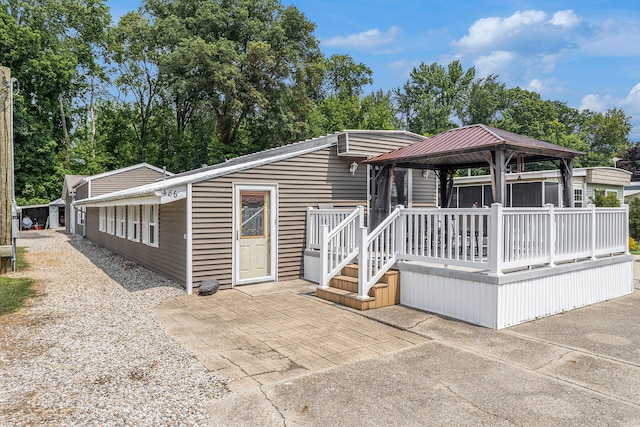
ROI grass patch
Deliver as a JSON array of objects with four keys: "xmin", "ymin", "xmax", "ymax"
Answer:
[
  {"xmin": 15, "ymin": 246, "xmax": 29, "ymax": 271},
  {"xmin": 0, "ymin": 277, "xmax": 37, "ymax": 315}
]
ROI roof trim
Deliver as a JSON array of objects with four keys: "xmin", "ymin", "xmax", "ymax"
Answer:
[
  {"xmin": 72, "ymin": 163, "xmax": 173, "ymax": 189},
  {"xmin": 75, "ymin": 139, "xmax": 334, "ymax": 206}
]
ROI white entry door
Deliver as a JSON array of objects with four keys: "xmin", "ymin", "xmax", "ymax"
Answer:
[{"xmin": 234, "ymin": 184, "xmax": 277, "ymax": 285}]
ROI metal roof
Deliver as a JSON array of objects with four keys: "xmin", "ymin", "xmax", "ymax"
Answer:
[{"xmin": 365, "ymin": 124, "xmax": 584, "ymax": 169}]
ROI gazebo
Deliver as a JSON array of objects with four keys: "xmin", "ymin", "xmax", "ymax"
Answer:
[{"xmin": 365, "ymin": 124, "xmax": 584, "ymax": 226}]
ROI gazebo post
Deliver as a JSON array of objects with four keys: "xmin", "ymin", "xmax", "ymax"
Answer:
[
  {"xmin": 494, "ymin": 149, "xmax": 507, "ymax": 205},
  {"xmin": 560, "ymin": 158, "xmax": 574, "ymax": 207},
  {"xmin": 438, "ymin": 167, "xmax": 455, "ymax": 208}
]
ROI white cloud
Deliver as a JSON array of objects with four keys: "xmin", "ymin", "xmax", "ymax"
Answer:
[
  {"xmin": 580, "ymin": 83, "xmax": 640, "ymax": 139},
  {"xmin": 323, "ymin": 26, "xmax": 401, "ymax": 50},
  {"xmin": 527, "ymin": 79, "xmax": 544, "ymax": 93},
  {"xmin": 453, "ymin": 10, "xmax": 547, "ymax": 52},
  {"xmin": 387, "ymin": 60, "xmax": 410, "ymax": 70},
  {"xmin": 580, "ymin": 84, "xmax": 640, "ymax": 113},
  {"xmin": 473, "ymin": 51, "xmax": 515, "ymax": 77},
  {"xmin": 581, "ymin": 29, "xmax": 640, "ymax": 56},
  {"xmin": 550, "ymin": 10, "xmax": 580, "ymax": 28}
]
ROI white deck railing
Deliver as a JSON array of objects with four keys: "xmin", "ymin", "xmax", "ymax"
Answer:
[
  {"xmin": 306, "ymin": 207, "xmax": 355, "ymax": 250},
  {"xmin": 318, "ymin": 206, "xmax": 364, "ymax": 288},
  {"xmin": 310, "ymin": 203, "xmax": 629, "ymax": 299}
]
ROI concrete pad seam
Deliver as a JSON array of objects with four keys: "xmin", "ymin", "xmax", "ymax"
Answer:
[
  {"xmin": 433, "ymin": 339, "xmax": 640, "ymax": 410},
  {"xmin": 504, "ymin": 329, "xmax": 640, "ymax": 369}
]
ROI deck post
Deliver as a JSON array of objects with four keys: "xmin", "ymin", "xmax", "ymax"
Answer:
[
  {"xmin": 395, "ymin": 206, "xmax": 405, "ymax": 259},
  {"xmin": 544, "ymin": 204, "xmax": 556, "ymax": 266},
  {"xmin": 625, "ymin": 203, "xmax": 630, "ymax": 254},
  {"xmin": 590, "ymin": 203, "xmax": 597, "ymax": 260},
  {"xmin": 306, "ymin": 207, "xmax": 313, "ymax": 250},
  {"xmin": 357, "ymin": 224, "xmax": 369, "ymax": 299},
  {"xmin": 319, "ymin": 224, "xmax": 329, "ymax": 289},
  {"xmin": 488, "ymin": 203, "xmax": 503, "ymax": 276}
]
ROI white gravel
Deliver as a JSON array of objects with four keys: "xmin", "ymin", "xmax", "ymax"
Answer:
[{"xmin": 0, "ymin": 230, "xmax": 228, "ymax": 426}]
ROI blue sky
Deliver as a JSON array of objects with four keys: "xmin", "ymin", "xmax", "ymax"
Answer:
[{"xmin": 107, "ymin": 0, "xmax": 640, "ymax": 140}]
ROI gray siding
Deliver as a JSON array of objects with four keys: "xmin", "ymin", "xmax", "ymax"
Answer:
[
  {"xmin": 91, "ymin": 167, "xmax": 166, "ymax": 197},
  {"xmin": 73, "ymin": 185, "xmax": 89, "ymax": 235},
  {"xmin": 343, "ymin": 131, "xmax": 424, "ymax": 157},
  {"xmin": 75, "ymin": 184, "xmax": 89, "ymax": 201},
  {"xmin": 64, "ymin": 196, "xmax": 72, "ymax": 233},
  {"xmin": 411, "ymin": 169, "xmax": 437, "ymax": 207},
  {"xmin": 192, "ymin": 146, "xmax": 368, "ymax": 287},
  {"xmin": 85, "ymin": 199, "xmax": 187, "ymax": 286}
]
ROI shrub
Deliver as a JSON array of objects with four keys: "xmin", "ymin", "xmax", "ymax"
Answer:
[
  {"xmin": 589, "ymin": 188, "xmax": 620, "ymax": 207},
  {"xmin": 629, "ymin": 198, "xmax": 640, "ymax": 241},
  {"xmin": 629, "ymin": 237, "xmax": 638, "ymax": 252}
]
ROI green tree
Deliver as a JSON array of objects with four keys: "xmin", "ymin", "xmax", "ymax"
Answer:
[
  {"xmin": 395, "ymin": 60, "xmax": 475, "ymax": 136},
  {"xmin": 0, "ymin": 0, "xmax": 111, "ymax": 204},
  {"xmin": 459, "ymin": 74, "xmax": 505, "ymax": 126},
  {"xmin": 148, "ymin": 0, "xmax": 322, "ymax": 159},
  {"xmin": 360, "ymin": 90, "xmax": 399, "ymax": 130},
  {"xmin": 580, "ymin": 108, "xmax": 632, "ymax": 166}
]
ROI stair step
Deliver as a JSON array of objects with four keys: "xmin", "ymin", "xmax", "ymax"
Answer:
[
  {"xmin": 342, "ymin": 264, "xmax": 360, "ymax": 278},
  {"xmin": 316, "ymin": 286, "xmax": 375, "ymax": 311},
  {"xmin": 330, "ymin": 275, "xmax": 358, "ymax": 292}
]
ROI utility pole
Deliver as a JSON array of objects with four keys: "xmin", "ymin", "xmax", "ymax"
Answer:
[{"xmin": 0, "ymin": 66, "xmax": 12, "ymax": 273}]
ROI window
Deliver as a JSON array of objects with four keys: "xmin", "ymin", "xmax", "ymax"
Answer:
[
  {"xmin": 116, "ymin": 206, "xmax": 126, "ymax": 238},
  {"xmin": 544, "ymin": 182, "xmax": 559, "ymax": 207},
  {"xmin": 128, "ymin": 205, "xmax": 140, "ymax": 242},
  {"xmin": 77, "ymin": 207, "xmax": 85, "ymax": 225},
  {"xmin": 574, "ymin": 188, "xmax": 583, "ymax": 208},
  {"xmin": 99, "ymin": 207, "xmax": 106, "ymax": 232},
  {"xmin": 458, "ymin": 186, "xmax": 483, "ymax": 208},
  {"xmin": 511, "ymin": 182, "xmax": 543, "ymax": 207},
  {"xmin": 107, "ymin": 207, "xmax": 115, "ymax": 235},
  {"xmin": 142, "ymin": 204, "xmax": 158, "ymax": 247}
]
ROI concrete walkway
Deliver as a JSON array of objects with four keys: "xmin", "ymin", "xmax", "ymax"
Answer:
[
  {"xmin": 156, "ymin": 275, "xmax": 640, "ymax": 426},
  {"xmin": 155, "ymin": 280, "xmax": 427, "ymax": 390}
]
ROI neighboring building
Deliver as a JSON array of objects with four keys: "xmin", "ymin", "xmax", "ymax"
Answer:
[
  {"xmin": 18, "ymin": 198, "xmax": 66, "ymax": 230},
  {"xmin": 74, "ymin": 130, "xmax": 435, "ymax": 292},
  {"xmin": 452, "ymin": 167, "xmax": 631, "ymax": 208},
  {"xmin": 61, "ymin": 174, "xmax": 86, "ymax": 233},
  {"xmin": 63, "ymin": 164, "xmax": 172, "ymax": 235}
]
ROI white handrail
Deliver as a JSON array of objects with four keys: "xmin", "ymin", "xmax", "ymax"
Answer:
[
  {"xmin": 319, "ymin": 206, "xmax": 363, "ymax": 288},
  {"xmin": 358, "ymin": 206, "xmax": 403, "ymax": 299},
  {"xmin": 306, "ymin": 207, "xmax": 355, "ymax": 250}
]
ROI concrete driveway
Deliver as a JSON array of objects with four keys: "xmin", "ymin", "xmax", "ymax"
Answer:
[{"xmin": 156, "ymin": 276, "xmax": 640, "ymax": 426}]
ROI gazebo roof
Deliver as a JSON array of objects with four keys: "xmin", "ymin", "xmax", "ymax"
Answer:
[{"xmin": 365, "ymin": 124, "xmax": 584, "ymax": 170}]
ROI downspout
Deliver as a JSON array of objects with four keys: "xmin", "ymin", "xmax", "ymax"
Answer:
[{"xmin": 186, "ymin": 183, "xmax": 193, "ymax": 295}]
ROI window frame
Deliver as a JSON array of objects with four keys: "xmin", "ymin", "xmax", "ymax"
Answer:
[
  {"xmin": 128, "ymin": 205, "xmax": 140, "ymax": 242},
  {"xmin": 116, "ymin": 206, "xmax": 126, "ymax": 238},
  {"xmin": 99, "ymin": 207, "xmax": 106, "ymax": 232},
  {"xmin": 107, "ymin": 206, "xmax": 115, "ymax": 235},
  {"xmin": 574, "ymin": 188, "xmax": 584, "ymax": 208},
  {"xmin": 142, "ymin": 204, "xmax": 159, "ymax": 247}
]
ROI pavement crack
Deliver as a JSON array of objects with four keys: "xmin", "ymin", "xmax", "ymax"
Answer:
[
  {"xmin": 535, "ymin": 349, "xmax": 573, "ymax": 371},
  {"xmin": 259, "ymin": 384, "xmax": 286, "ymax": 426},
  {"xmin": 440, "ymin": 381, "xmax": 518, "ymax": 425}
]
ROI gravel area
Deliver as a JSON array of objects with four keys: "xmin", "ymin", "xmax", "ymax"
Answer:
[{"xmin": 0, "ymin": 229, "xmax": 229, "ymax": 426}]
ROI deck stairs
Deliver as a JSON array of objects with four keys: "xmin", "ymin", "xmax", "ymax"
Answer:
[{"xmin": 316, "ymin": 264, "xmax": 400, "ymax": 310}]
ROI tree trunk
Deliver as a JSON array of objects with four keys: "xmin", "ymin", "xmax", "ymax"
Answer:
[{"xmin": 59, "ymin": 94, "xmax": 70, "ymax": 169}]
